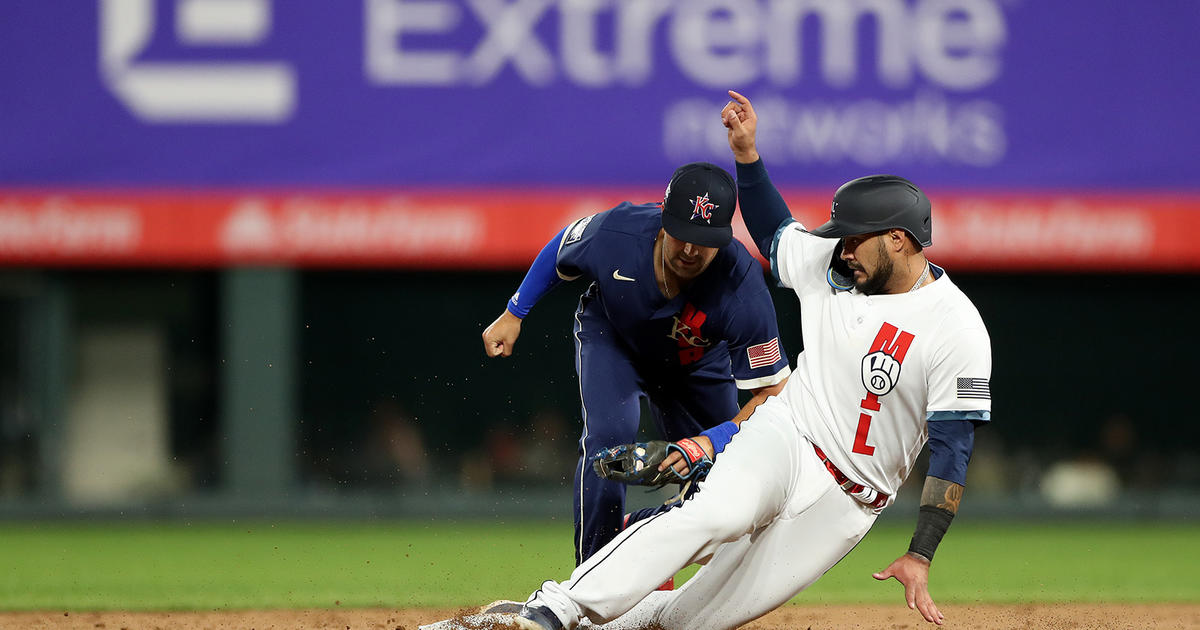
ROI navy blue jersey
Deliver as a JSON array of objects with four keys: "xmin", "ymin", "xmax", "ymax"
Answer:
[{"xmin": 555, "ymin": 202, "xmax": 789, "ymax": 389}]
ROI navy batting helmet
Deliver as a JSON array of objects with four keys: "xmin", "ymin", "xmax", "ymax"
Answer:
[{"xmin": 808, "ymin": 175, "xmax": 932, "ymax": 247}]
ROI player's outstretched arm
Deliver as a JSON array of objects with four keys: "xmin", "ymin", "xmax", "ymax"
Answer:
[
  {"xmin": 481, "ymin": 226, "xmax": 570, "ymax": 357},
  {"xmin": 873, "ymin": 475, "xmax": 963, "ymax": 625},
  {"xmin": 875, "ymin": 417, "xmax": 976, "ymax": 624}
]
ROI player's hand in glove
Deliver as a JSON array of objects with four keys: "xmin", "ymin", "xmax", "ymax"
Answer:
[
  {"xmin": 873, "ymin": 553, "xmax": 945, "ymax": 625},
  {"xmin": 482, "ymin": 310, "xmax": 522, "ymax": 357},
  {"xmin": 660, "ymin": 435, "xmax": 714, "ymax": 478},
  {"xmin": 590, "ymin": 438, "xmax": 713, "ymax": 488}
]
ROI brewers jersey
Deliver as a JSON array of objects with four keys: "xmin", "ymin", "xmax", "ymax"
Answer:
[{"xmin": 771, "ymin": 221, "xmax": 992, "ymax": 501}]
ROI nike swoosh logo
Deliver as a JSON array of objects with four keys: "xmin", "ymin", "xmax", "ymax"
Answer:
[{"xmin": 612, "ymin": 269, "xmax": 636, "ymax": 282}]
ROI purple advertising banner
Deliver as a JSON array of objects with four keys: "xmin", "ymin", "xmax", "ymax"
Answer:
[{"xmin": 2, "ymin": 0, "xmax": 1198, "ymax": 189}]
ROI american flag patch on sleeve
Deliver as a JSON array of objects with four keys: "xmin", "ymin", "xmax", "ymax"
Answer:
[
  {"xmin": 957, "ymin": 377, "xmax": 991, "ymax": 400},
  {"xmin": 747, "ymin": 337, "xmax": 781, "ymax": 369}
]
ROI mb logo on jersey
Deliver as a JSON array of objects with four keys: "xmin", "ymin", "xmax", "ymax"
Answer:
[
  {"xmin": 861, "ymin": 351, "xmax": 901, "ymax": 396},
  {"xmin": 689, "ymin": 193, "xmax": 717, "ymax": 223},
  {"xmin": 858, "ymin": 324, "xmax": 914, "ymax": 398}
]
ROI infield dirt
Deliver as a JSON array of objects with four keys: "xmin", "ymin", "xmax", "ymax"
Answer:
[{"xmin": 1, "ymin": 604, "xmax": 1197, "ymax": 629}]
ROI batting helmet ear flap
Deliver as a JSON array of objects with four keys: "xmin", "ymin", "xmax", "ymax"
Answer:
[{"xmin": 827, "ymin": 240, "xmax": 854, "ymax": 291}]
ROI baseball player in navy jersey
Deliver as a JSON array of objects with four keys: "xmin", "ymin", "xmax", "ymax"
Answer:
[
  {"xmin": 431, "ymin": 92, "xmax": 991, "ymax": 630},
  {"xmin": 481, "ymin": 162, "xmax": 791, "ymax": 566}
]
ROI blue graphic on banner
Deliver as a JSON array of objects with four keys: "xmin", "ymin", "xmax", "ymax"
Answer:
[{"xmin": 1, "ymin": 1, "xmax": 1197, "ymax": 189}]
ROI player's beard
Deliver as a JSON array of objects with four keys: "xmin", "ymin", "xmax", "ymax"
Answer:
[{"xmin": 854, "ymin": 240, "xmax": 894, "ymax": 295}]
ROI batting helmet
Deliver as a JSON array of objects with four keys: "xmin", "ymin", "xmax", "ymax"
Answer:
[{"xmin": 808, "ymin": 175, "xmax": 932, "ymax": 247}]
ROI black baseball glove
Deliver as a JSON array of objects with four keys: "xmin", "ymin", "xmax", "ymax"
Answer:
[{"xmin": 590, "ymin": 438, "xmax": 713, "ymax": 488}]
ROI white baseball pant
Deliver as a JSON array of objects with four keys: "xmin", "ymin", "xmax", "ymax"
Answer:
[{"xmin": 528, "ymin": 397, "xmax": 880, "ymax": 630}]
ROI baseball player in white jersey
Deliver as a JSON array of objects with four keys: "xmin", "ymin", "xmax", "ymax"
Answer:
[{"xmin": 421, "ymin": 91, "xmax": 991, "ymax": 630}]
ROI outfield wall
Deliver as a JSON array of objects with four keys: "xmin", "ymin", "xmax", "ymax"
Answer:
[{"xmin": 0, "ymin": 267, "xmax": 1195, "ymax": 520}]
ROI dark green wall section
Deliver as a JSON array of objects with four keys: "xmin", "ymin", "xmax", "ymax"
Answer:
[
  {"xmin": 222, "ymin": 268, "xmax": 297, "ymax": 497},
  {"xmin": 1, "ymin": 268, "xmax": 1195, "ymax": 507}
]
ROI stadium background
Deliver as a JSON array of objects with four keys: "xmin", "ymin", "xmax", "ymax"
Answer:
[{"xmin": 0, "ymin": 1, "xmax": 1198, "ymax": 626}]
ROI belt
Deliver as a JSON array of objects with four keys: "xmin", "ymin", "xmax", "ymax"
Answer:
[{"xmin": 813, "ymin": 444, "xmax": 889, "ymax": 509}]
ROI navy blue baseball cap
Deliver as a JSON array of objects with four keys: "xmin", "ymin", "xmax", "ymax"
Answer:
[{"xmin": 661, "ymin": 162, "xmax": 737, "ymax": 248}]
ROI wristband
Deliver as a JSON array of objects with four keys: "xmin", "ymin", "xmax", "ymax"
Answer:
[
  {"xmin": 700, "ymin": 421, "xmax": 739, "ymax": 455},
  {"xmin": 907, "ymin": 505, "xmax": 955, "ymax": 562}
]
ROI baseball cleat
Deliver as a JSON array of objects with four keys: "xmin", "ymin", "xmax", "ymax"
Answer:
[
  {"xmin": 478, "ymin": 599, "xmax": 525, "ymax": 614},
  {"xmin": 417, "ymin": 603, "xmax": 563, "ymax": 630},
  {"xmin": 516, "ymin": 604, "xmax": 565, "ymax": 630}
]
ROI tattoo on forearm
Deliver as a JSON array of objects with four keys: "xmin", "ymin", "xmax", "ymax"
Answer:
[
  {"xmin": 920, "ymin": 477, "xmax": 964, "ymax": 514},
  {"xmin": 939, "ymin": 484, "xmax": 963, "ymax": 513}
]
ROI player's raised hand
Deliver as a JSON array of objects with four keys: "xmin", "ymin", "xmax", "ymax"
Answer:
[
  {"xmin": 482, "ymin": 309, "xmax": 523, "ymax": 357},
  {"xmin": 722, "ymin": 90, "xmax": 759, "ymax": 164},
  {"xmin": 873, "ymin": 553, "xmax": 945, "ymax": 625}
]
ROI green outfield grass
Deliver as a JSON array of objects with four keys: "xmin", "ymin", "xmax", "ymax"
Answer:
[{"xmin": 0, "ymin": 520, "xmax": 1195, "ymax": 611}]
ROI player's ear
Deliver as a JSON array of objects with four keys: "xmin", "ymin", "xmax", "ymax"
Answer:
[
  {"xmin": 889, "ymin": 229, "xmax": 909, "ymax": 252},
  {"xmin": 883, "ymin": 230, "xmax": 899, "ymax": 251}
]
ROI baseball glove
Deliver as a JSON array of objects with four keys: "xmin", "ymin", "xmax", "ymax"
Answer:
[{"xmin": 590, "ymin": 438, "xmax": 713, "ymax": 488}]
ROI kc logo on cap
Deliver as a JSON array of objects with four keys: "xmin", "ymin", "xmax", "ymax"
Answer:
[
  {"xmin": 690, "ymin": 193, "xmax": 717, "ymax": 223},
  {"xmin": 661, "ymin": 162, "xmax": 736, "ymax": 248}
]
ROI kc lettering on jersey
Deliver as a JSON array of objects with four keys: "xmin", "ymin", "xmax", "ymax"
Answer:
[{"xmin": 669, "ymin": 303, "xmax": 712, "ymax": 365}]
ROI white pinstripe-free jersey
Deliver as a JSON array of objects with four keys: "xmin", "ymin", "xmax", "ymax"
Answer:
[{"xmin": 771, "ymin": 221, "xmax": 992, "ymax": 501}]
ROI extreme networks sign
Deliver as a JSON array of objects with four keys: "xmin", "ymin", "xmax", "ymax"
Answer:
[
  {"xmin": 3, "ymin": 0, "xmax": 1192, "ymax": 189},
  {"xmin": 99, "ymin": 0, "xmax": 1006, "ymax": 169},
  {"xmin": 0, "ymin": 1, "xmax": 1196, "ymax": 268}
]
